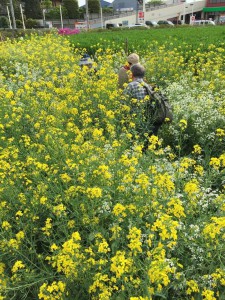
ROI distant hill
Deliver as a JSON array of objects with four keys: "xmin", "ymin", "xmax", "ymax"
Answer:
[{"xmin": 80, "ymin": 0, "xmax": 113, "ymax": 8}]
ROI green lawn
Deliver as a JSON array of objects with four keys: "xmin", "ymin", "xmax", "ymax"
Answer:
[{"xmin": 68, "ymin": 25, "xmax": 225, "ymax": 55}]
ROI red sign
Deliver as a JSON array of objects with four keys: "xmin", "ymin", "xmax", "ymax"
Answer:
[{"xmin": 138, "ymin": 11, "xmax": 144, "ymax": 18}]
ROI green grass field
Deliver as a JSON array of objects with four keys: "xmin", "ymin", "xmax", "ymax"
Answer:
[{"xmin": 68, "ymin": 25, "xmax": 225, "ymax": 55}]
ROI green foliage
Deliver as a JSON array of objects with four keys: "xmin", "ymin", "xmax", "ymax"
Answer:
[
  {"xmin": 102, "ymin": 7, "xmax": 113, "ymax": 14},
  {"xmin": 0, "ymin": 0, "xmax": 19, "ymax": 18},
  {"xmin": 0, "ymin": 16, "xmax": 9, "ymax": 28},
  {"xmin": 41, "ymin": 0, "xmax": 52, "ymax": 10},
  {"xmin": 24, "ymin": 0, "xmax": 42, "ymax": 19},
  {"xmin": 0, "ymin": 0, "xmax": 7, "ymax": 5},
  {"xmin": 25, "ymin": 18, "xmax": 39, "ymax": 29},
  {"xmin": 0, "ymin": 28, "xmax": 53, "ymax": 40},
  {"xmin": 12, "ymin": 0, "xmax": 21, "ymax": 19},
  {"xmin": 45, "ymin": 6, "xmax": 68, "ymax": 19},
  {"xmin": 148, "ymin": 0, "xmax": 164, "ymax": 5},
  {"xmin": 68, "ymin": 26, "xmax": 225, "ymax": 56},
  {"xmin": 78, "ymin": 6, "xmax": 86, "ymax": 19},
  {"xmin": 88, "ymin": 0, "xmax": 101, "ymax": 14},
  {"xmin": 16, "ymin": 19, "xmax": 23, "ymax": 28},
  {"xmin": 63, "ymin": 0, "xmax": 79, "ymax": 19}
]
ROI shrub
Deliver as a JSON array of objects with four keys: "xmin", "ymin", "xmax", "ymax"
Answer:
[
  {"xmin": 25, "ymin": 18, "xmax": 39, "ymax": 29},
  {"xmin": 0, "ymin": 16, "xmax": 9, "ymax": 28},
  {"xmin": 16, "ymin": 19, "xmax": 23, "ymax": 28}
]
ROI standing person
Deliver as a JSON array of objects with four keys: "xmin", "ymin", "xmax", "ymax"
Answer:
[
  {"xmin": 123, "ymin": 63, "xmax": 163, "ymax": 152},
  {"xmin": 118, "ymin": 53, "xmax": 139, "ymax": 89}
]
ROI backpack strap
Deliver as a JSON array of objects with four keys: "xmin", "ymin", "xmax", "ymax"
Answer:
[{"xmin": 142, "ymin": 82, "xmax": 154, "ymax": 97}]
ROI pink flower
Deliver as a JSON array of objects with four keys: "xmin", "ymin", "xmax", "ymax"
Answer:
[{"xmin": 58, "ymin": 28, "xmax": 80, "ymax": 35}]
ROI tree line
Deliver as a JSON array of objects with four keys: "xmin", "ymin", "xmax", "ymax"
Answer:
[{"xmin": 0, "ymin": 0, "xmax": 102, "ymax": 20}]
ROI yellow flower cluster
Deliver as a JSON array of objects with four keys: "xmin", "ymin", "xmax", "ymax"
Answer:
[
  {"xmin": 47, "ymin": 232, "xmax": 84, "ymax": 278},
  {"xmin": 203, "ymin": 217, "xmax": 225, "ymax": 240},
  {"xmin": 110, "ymin": 251, "xmax": 133, "ymax": 278},
  {"xmin": 38, "ymin": 281, "xmax": 66, "ymax": 300},
  {"xmin": 127, "ymin": 227, "xmax": 142, "ymax": 255},
  {"xmin": 148, "ymin": 243, "xmax": 176, "ymax": 292},
  {"xmin": 11, "ymin": 261, "xmax": 25, "ymax": 273}
]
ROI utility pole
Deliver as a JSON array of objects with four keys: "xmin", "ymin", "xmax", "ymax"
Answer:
[
  {"xmin": 86, "ymin": 0, "xmax": 89, "ymax": 30},
  {"xmin": 136, "ymin": 0, "xmax": 143, "ymax": 24},
  {"xmin": 136, "ymin": 0, "xmax": 139, "ymax": 23},
  {"xmin": 20, "ymin": 3, "xmax": 25, "ymax": 29},
  {"xmin": 6, "ymin": 5, "xmax": 12, "ymax": 29},
  {"xmin": 143, "ymin": 0, "xmax": 145, "ymax": 23},
  {"xmin": 59, "ymin": 5, "xmax": 63, "ymax": 28},
  {"xmin": 9, "ymin": 0, "xmax": 16, "ymax": 29},
  {"xmin": 100, "ymin": 5, "xmax": 103, "ymax": 29}
]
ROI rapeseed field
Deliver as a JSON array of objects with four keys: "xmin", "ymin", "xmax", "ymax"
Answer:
[{"xmin": 0, "ymin": 30, "xmax": 225, "ymax": 299}]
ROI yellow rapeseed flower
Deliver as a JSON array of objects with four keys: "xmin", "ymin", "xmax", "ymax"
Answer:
[
  {"xmin": 202, "ymin": 288, "xmax": 216, "ymax": 300},
  {"xmin": 11, "ymin": 260, "xmax": 25, "ymax": 273}
]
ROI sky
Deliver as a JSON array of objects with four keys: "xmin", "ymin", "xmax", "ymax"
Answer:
[{"xmin": 78, "ymin": 0, "xmax": 113, "ymax": 7}]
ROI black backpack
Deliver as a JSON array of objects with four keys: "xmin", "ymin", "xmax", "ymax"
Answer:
[{"xmin": 143, "ymin": 83, "xmax": 173, "ymax": 125}]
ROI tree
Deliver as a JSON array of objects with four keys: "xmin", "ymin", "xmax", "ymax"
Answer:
[
  {"xmin": 45, "ymin": 6, "xmax": 68, "ymax": 19},
  {"xmin": 41, "ymin": 0, "xmax": 53, "ymax": 10},
  {"xmin": 0, "ymin": 0, "xmax": 20, "ymax": 19},
  {"xmin": 52, "ymin": 0, "xmax": 62, "ymax": 6},
  {"xmin": 24, "ymin": 0, "xmax": 42, "ymax": 19},
  {"xmin": 88, "ymin": 0, "xmax": 100, "ymax": 14},
  {"xmin": 0, "ymin": 0, "xmax": 7, "ymax": 7},
  {"xmin": 13, "ymin": 0, "xmax": 21, "ymax": 19},
  {"xmin": 63, "ymin": 0, "xmax": 79, "ymax": 19},
  {"xmin": 0, "ymin": 0, "xmax": 7, "ymax": 16}
]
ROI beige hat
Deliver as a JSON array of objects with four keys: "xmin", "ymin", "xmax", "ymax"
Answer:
[{"xmin": 127, "ymin": 53, "xmax": 139, "ymax": 65}]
